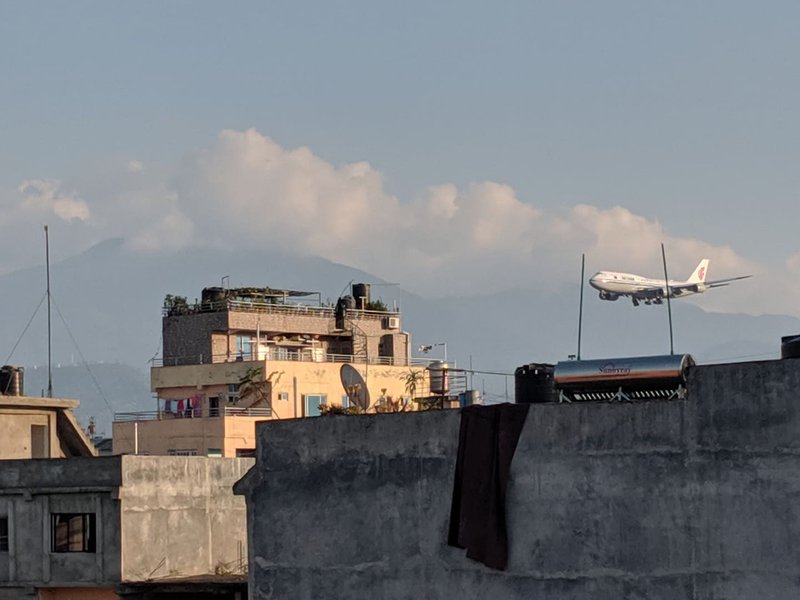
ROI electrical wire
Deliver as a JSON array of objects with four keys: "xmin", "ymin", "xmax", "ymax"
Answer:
[
  {"xmin": 50, "ymin": 294, "xmax": 132, "ymax": 447},
  {"xmin": 4, "ymin": 292, "xmax": 47, "ymax": 364}
]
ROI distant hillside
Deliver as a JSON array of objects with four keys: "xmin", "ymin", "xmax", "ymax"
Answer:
[{"xmin": 22, "ymin": 362, "xmax": 150, "ymax": 437}]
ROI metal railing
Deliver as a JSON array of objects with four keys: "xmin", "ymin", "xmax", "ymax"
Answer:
[
  {"xmin": 164, "ymin": 298, "xmax": 398, "ymax": 321},
  {"xmin": 114, "ymin": 406, "xmax": 273, "ymax": 422},
  {"xmin": 152, "ymin": 350, "xmax": 426, "ymax": 368}
]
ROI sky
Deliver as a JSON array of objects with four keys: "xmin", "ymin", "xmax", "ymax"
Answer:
[{"xmin": 2, "ymin": 1, "xmax": 799, "ymax": 315}]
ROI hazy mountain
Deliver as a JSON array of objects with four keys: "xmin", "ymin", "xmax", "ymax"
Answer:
[
  {"xmin": 23, "ymin": 363, "xmax": 149, "ymax": 437},
  {"xmin": 2, "ymin": 239, "xmax": 797, "ymax": 426}
]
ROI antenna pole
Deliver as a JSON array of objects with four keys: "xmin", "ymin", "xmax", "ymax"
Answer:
[
  {"xmin": 577, "ymin": 253, "xmax": 585, "ymax": 360},
  {"xmin": 45, "ymin": 225, "xmax": 53, "ymax": 398},
  {"xmin": 661, "ymin": 243, "xmax": 674, "ymax": 355}
]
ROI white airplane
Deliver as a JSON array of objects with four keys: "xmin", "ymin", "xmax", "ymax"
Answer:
[{"xmin": 589, "ymin": 259, "xmax": 751, "ymax": 306}]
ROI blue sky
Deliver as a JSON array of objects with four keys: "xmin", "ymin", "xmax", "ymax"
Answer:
[{"xmin": 1, "ymin": 2, "xmax": 799, "ymax": 312}]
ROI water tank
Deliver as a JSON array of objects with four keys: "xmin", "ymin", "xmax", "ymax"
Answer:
[
  {"xmin": 201, "ymin": 287, "xmax": 227, "ymax": 306},
  {"xmin": 0, "ymin": 365, "xmax": 24, "ymax": 396},
  {"xmin": 428, "ymin": 361, "xmax": 449, "ymax": 395},
  {"xmin": 554, "ymin": 354, "xmax": 694, "ymax": 393},
  {"xmin": 515, "ymin": 363, "xmax": 556, "ymax": 403},
  {"xmin": 352, "ymin": 283, "xmax": 371, "ymax": 309},
  {"xmin": 781, "ymin": 335, "xmax": 800, "ymax": 359}
]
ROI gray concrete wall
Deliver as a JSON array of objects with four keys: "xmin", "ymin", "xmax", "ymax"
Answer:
[
  {"xmin": 237, "ymin": 358, "xmax": 800, "ymax": 599},
  {"xmin": 119, "ymin": 456, "xmax": 253, "ymax": 582}
]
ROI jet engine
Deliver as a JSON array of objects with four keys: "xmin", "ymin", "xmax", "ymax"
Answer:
[{"xmin": 599, "ymin": 291, "xmax": 619, "ymax": 301}]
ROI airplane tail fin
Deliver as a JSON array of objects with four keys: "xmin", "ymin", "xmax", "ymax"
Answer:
[{"xmin": 687, "ymin": 259, "xmax": 710, "ymax": 284}]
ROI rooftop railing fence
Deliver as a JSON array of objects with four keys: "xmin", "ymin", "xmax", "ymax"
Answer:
[
  {"xmin": 114, "ymin": 405, "xmax": 273, "ymax": 422},
  {"xmin": 163, "ymin": 298, "xmax": 399, "ymax": 319},
  {"xmin": 152, "ymin": 349, "xmax": 432, "ymax": 368}
]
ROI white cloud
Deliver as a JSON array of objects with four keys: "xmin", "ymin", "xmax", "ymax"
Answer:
[
  {"xmin": 127, "ymin": 160, "xmax": 144, "ymax": 173},
  {"xmin": 0, "ymin": 128, "xmax": 786, "ymax": 315},
  {"xmin": 17, "ymin": 180, "xmax": 91, "ymax": 222}
]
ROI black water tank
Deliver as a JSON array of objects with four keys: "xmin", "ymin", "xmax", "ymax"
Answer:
[
  {"xmin": 352, "ymin": 283, "xmax": 370, "ymax": 309},
  {"xmin": 202, "ymin": 287, "xmax": 227, "ymax": 306},
  {"xmin": 0, "ymin": 365, "xmax": 24, "ymax": 396},
  {"xmin": 515, "ymin": 363, "xmax": 557, "ymax": 403},
  {"xmin": 781, "ymin": 335, "xmax": 800, "ymax": 359}
]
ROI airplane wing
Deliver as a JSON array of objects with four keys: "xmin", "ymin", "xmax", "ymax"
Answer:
[
  {"xmin": 669, "ymin": 274, "xmax": 752, "ymax": 293},
  {"xmin": 704, "ymin": 275, "xmax": 753, "ymax": 288},
  {"xmin": 627, "ymin": 285, "xmax": 666, "ymax": 299}
]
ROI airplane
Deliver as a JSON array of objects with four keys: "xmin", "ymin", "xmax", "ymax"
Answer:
[{"xmin": 589, "ymin": 259, "xmax": 751, "ymax": 306}]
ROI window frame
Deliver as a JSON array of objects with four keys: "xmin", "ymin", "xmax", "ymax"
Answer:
[
  {"xmin": 303, "ymin": 393, "xmax": 327, "ymax": 417},
  {"xmin": 51, "ymin": 513, "xmax": 96, "ymax": 553}
]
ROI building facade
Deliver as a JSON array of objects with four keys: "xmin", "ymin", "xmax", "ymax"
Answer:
[
  {"xmin": 113, "ymin": 284, "xmax": 426, "ymax": 457},
  {"xmin": 0, "ymin": 455, "xmax": 251, "ymax": 600},
  {"xmin": 0, "ymin": 392, "xmax": 96, "ymax": 460}
]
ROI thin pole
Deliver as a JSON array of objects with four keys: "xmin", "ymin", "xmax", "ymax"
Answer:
[
  {"xmin": 577, "ymin": 253, "xmax": 585, "ymax": 360},
  {"xmin": 661, "ymin": 243, "xmax": 674, "ymax": 355},
  {"xmin": 45, "ymin": 225, "xmax": 53, "ymax": 398}
]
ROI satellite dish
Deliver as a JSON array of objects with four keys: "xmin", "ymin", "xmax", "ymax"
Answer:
[{"xmin": 340, "ymin": 364, "xmax": 370, "ymax": 411}]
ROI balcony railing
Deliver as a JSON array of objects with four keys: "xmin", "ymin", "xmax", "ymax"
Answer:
[
  {"xmin": 152, "ymin": 350, "xmax": 430, "ymax": 368},
  {"xmin": 164, "ymin": 298, "xmax": 398, "ymax": 321},
  {"xmin": 114, "ymin": 406, "xmax": 273, "ymax": 422}
]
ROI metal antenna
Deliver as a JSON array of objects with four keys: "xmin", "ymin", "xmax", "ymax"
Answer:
[
  {"xmin": 661, "ymin": 243, "xmax": 674, "ymax": 355},
  {"xmin": 577, "ymin": 253, "xmax": 585, "ymax": 360},
  {"xmin": 45, "ymin": 225, "xmax": 53, "ymax": 397}
]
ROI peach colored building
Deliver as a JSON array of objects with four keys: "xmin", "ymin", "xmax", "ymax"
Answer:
[{"xmin": 113, "ymin": 284, "xmax": 430, "ymax": 457}]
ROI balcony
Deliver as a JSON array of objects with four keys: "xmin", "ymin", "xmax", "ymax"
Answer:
[
  {"xmin": 114, "ymin": 405, "xmax": 273, "ymax": 422},
  {"xmin": 152, "ymin": 349, "xmax": 426, "ymax": 368}
]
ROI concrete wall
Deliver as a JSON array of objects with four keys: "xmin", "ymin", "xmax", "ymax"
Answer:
[
  {"xmin": 113, "ymin": 416, "xmax": 228, "ymax": 456},
  {"xmin": 236, "ymin": 358, "xmax": 800, "ymax": 599},
  {"xmin": 0, "ymin": 410, "xmax": 58, "ymax": 459},
  {"xmin": 119, "ymin": 456, "xmax": 253, "ymax": 582}
]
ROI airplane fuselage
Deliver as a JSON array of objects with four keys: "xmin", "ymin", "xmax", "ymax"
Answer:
[
  {"xmin": 588, "ymin": 259, "xmax": 748, "ymax": 307},
  {"xmin": 589, "ymin": 272, "xmax": 699, "ymax": 299}
]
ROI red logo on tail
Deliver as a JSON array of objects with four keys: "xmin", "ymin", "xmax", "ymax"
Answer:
[{"xmin": 698, "ymin": 267, "xmax": 705, "ymax": 280}]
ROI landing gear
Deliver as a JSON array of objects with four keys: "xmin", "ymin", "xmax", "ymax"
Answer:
[{"xmin": 631, "ymin": 297, "xmax": 640, "ymax": 307}]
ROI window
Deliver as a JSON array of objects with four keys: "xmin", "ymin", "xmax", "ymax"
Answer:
[
  {"xmin": 304, "ymin": 394, "xmax": 327, "ymax": 417},
  {"xmin": 278, "ymin": 392, "xmax": 289, "ymax": 402},
  {"xmin": 341, "ymin": 394, "xmax": 350, "ymax": 409},
  {"xmin": 51, "ymin": 513, "xmax": 95, "ymax": 553},
  {"xmin": 209, "ymin": 396, "xmax": 220, "ymax": 417},
  {"xmin": 167, "ymin": 449, "xmax": 198, "ymax": 456},
  {"xmin": 235, "ymin": 335, "xmax": 253, "ymax": 360},
  {"xmin": 0, "ymin": 516, "xmax": 8, "ymax": 552},
  {"xmin": 227, "ymin": 383, "xmax": 240, "ymax": 404},
  {"xmin": 207, "ymin": 448, "xmax": 222, "ymax": 458},
  {"xmin": 236, "ymin": 448, "xmax": 256, "ymax": 458}
]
